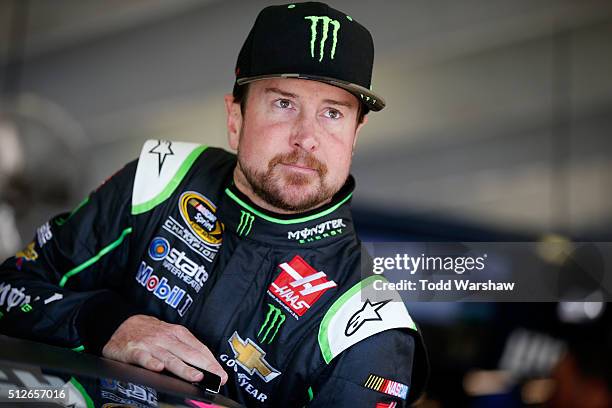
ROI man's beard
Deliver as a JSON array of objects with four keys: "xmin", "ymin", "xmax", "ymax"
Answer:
[{"xmin": 237, "ymin": 148, "xmax": 337, "ymax": 212}]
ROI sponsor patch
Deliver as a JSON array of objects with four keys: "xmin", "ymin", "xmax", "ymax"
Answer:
[
  {"xmin": 268, "ymin": 255, "xmax": 336, "ymax": 319},
  {"xmin": 15, "ymin": 242, "xmax": 38, "ymax": 270},
  {"xmin": 220, "ymin": 332, "xmax": 281, "ymax": 403},
  {"xmin": 100, "ymin": 378, "xmax": 157, "ymax": 408},
  {"xmin": 257, "ymin": 304, "xmax": 286, "ymax": 344},
  {"xmin": 228, "ymin": 331, "xmax": 280, "ymax": 383},
  {"xmin": 135, "ymin": 261, "xmax": 193, "ymax": 316},
  {"xmin": 0, "ymin": 282, "xmax": 31, "ymax": 312},
  {"xmin": 345, "ymin": 299, "xmax": 391, "ymax": 336},
  {"xmin": 163, "ymin": 216, "xmax": 218, "ymax": 263},
  {"xmin": 178, "ymin": 191, "xmax": 223, "ymax": 246},
  {"xmin": 147, "ymin": 237, "xmax": 209, "ymax": 292},
  {"xmin": 148, "ymin": 237, "xmax": 169, "ymax": 261},
  {"xmin": 287, "ymin": 218, "xmax": 345, "ymax": 244},
  {"xmin": 36, "ymin": 222, "xmax": 53, "ymax": 247},
  {"xmin": 365, "ymin": 374, "xmax": 408, "ymax": 400},
  {"xmin": 237, "ymin": 210, "xmax": 255, "ymax": 237}
]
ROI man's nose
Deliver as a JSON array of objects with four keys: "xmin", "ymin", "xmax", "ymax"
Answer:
[{"xmin": 290, "ymin": 114, "xmax": 319, "ymax": 152}]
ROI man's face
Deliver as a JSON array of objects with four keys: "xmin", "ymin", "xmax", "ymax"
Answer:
[{"xmin": 225, "ymin": 78, "xmax": 367, "ymax": 212}]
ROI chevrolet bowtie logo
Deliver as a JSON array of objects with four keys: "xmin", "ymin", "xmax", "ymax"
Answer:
[{"xmin": 228, "ymin": 331, "xmax": 281, "ymax": 382}]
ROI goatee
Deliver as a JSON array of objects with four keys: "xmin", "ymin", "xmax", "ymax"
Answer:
[{"xmin": 238, "ymin": 149, "xmax": 335, "ymax": 212}]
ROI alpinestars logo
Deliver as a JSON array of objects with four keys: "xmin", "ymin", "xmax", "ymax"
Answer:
[
  {"xmin": 148, "ymin": 140, "xmax": 174, "ymax": 175},
  {"xmin": 304, "ymin": 16, "xmax": 340, "ymax": 62},
  {"xmin": 268, "ymin": 255, "xmax": 337, "ymax": 318},
  {"xmin": 345, "ymin": 299, "xmax": 391, "ymax": 336}
]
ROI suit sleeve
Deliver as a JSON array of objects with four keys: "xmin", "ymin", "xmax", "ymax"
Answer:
[
  {"xmin": 0, "ymin": 160, "xmax": 142, "ymax": 354},
  {"xmin": 309, "ymin": 329, "xmax": 425, "ymax": 408}
]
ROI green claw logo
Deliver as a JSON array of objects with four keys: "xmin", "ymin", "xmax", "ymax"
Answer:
[
  {"xmin": 258, "ymin": 303, "xmax": 286, "ymax": 344},
  {"xmin": 304, "ymin": 16, "xmax": 340, "ymax": 62},
  {"xmin": 237, "ymin": 211, "xmax": 255, "ymax": 237}
]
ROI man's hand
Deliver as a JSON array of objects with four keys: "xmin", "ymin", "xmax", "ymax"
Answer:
[{"xmin": 102, "ymin": 314, "xmax": 228, "ymax": 384}]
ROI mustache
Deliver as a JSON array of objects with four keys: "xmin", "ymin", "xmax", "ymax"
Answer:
[{"xmin": 268, "ymin": 150, "xmax": 327, "ymax": 176}]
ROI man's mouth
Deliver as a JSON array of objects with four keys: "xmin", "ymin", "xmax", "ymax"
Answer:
[
  {"xmin": 279, "ymin": 162, "xmax": 317, "ymax": 173},
  {"xmin": 267, "ymin": 150, "xmax": 327, "ymax": 178}
]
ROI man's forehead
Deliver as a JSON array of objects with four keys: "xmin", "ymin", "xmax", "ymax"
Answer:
[{"xmin": 249, "ymin": 78, "xmax": 359, "ymax": 107}]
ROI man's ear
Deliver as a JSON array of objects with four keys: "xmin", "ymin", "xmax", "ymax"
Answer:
[
  {"xmin": 225, "ymin": 94, "xmax": 242, "ymax": 151},
  {"xmin": 352, "ymin": 114, "xmax": 368, "ymax": 151}
]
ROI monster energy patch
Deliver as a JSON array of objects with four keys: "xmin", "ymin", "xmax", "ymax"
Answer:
[
  {"xmin": 287, "ymin": 218, "xmax": 345, "ymax": 244},
  {"xmin": 237, "ymin": 211, "xmax": 255, "ymax": 237},
  {"xmin": 258, "ymin": 303, "xmax": 286, "ymax": 344}
]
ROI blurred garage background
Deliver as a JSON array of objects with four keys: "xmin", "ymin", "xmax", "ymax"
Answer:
[{"xmin": 0, "ymin": 1, "xmax": 611, "ymax": 407}]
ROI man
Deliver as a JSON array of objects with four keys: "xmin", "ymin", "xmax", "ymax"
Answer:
[{"xmin": 0, "ymin": 2, "xmax": 427, "ymax": 407}]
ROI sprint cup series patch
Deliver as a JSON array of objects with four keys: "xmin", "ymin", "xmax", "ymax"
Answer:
[
  {"xmin": 179, "ymin": 191, "xmax": 224, "ymax": 246},
  {"xmin": 364, "ymin": 374, "xmax": 409, "ymax": 400},
  {"xmin": 268, "ymin": 255, "xmax": 337, "ymax": 318}
]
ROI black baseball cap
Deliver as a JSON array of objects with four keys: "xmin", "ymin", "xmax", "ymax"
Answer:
[{"xmin": 234, "ymin": 2, "xmax": 385, "ymax": 111}]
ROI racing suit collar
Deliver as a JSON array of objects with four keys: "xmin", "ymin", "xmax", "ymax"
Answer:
[{"xmin": 221, "ymin": 176, "xmax": 357, "ymax": 248}]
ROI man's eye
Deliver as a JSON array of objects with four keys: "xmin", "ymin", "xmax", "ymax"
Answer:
[
  {"xmin": 275, "ymin": 99, "xmax": 292, "ymax": 109},
  {"xmin": 324, "ymin": 108, "xmax": 343, "ymax": 120}
]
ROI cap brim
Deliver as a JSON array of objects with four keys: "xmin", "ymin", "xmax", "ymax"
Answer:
[{"xmin": 236, "ymin": 73, "xmax": 385, "ymax": 111}]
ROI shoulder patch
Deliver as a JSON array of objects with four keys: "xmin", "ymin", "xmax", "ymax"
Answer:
[
  {"xmin": 318, "ymin": 275, "xmax": 417, "ymax": 364},
  {"xmin": 132, "ymin": 139, "xmax": 207, "ymax": 215}
]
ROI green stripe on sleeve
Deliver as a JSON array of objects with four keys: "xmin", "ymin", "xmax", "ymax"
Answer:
[
  {"xmin": 55, "ymin": 197, "xmax": 90, "ymax": 227},
  {"xmin": 59, "ymin": 227, "xmax": 133, "ymax": 287}
]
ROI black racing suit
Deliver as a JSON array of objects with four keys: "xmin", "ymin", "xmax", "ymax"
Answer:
[{"xmin": 0, "ymin": 140, "xmax": 428, "ymax": 407}]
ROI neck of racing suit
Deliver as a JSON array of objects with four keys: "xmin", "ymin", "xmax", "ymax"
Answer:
[{"xmin": 220, "ymin": 175, "xmax": 358, "ymax": 249}]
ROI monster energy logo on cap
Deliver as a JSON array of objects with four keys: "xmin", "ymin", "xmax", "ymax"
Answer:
[
  {"xmin": 258, "ymin": 303, "xmax": 286, "ymax": 344},
  {"xmin": 234, "ymin": 2, "xmax": 386, "ymax": 111},
  {"xmin": 237, "ymin": 210, "xmax": 255, "ymax": 236},
  {"xmin": 304, "ymin": 16, "xmax": 340, "ymax": 62}
]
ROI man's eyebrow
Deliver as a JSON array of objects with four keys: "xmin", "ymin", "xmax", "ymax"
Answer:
[
  {"xmin": 264, "ymin": 87, "xmax": 298, "ymax": 98},
  {"xmin": 322, "ymin": 98, "xmax": 355, "ymax": 108},
  {"xmin": 264, "ymin": 87, "xmax": 356, "ymax": 108}
]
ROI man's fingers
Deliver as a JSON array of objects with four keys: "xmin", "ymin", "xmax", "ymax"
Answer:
[
  {"xmin": 158, "ymin": 348, "xmax": 204, "ymax": 382},
  {"xmin": 167, "ymin": 325, "xmax": 228, "ymax": 384},
  {"xmin": 130, "ymin": 347, "xmax": 164, "ymax": 372},
  {"xmin": 103, "ymin": 316, "xmax": 226, "ymax": 384},
  {"xmin": 180, "ymin": 343, "xmax": 228, "ymax": 385}
]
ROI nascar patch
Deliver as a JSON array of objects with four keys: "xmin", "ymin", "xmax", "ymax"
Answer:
[{"xmin": 364, "ymin": 374, "xmax": 409, "ymax": 400}]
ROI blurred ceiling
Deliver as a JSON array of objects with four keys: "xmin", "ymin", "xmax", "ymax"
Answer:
[
  {"xmin": 0, "ymin": 0, "xmax": 216, "ymax": 62},
  {"xmin": 1, "ymin": 0, "xmax": 611, "ymax": 63}
]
